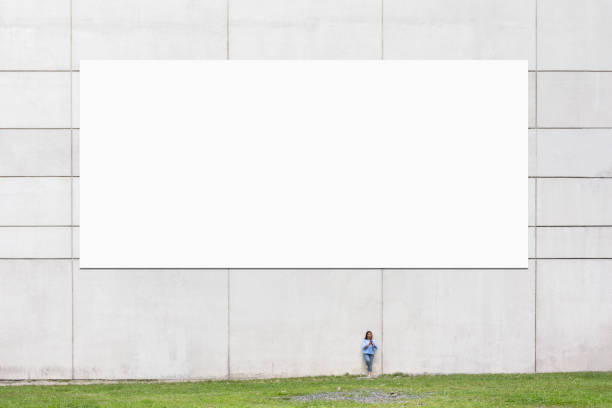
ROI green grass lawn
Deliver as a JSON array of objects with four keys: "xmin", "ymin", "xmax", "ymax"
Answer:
[{"xmin": 1, "ymin": 372, "xmax": 611, "ymax": 408}]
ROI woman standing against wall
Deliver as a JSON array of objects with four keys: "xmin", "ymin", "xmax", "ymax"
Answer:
[{"xmin": 362, "ymin": 330, "xmax": 378, "ymax": 377}]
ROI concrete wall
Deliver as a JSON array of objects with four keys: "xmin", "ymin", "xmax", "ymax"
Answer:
[
  {"xmin": 383, "ymin": 267, "xmax": 535, "ymax": 374},
  {"xmin": 1, "ymin": 0, "xmax": 611, "ymax": 379},
  {"xmin": 229, "ymin": 269, "xmax": 381, "ymax": 378},
  {"xmin": 73, "ymin": 268, "xmax": 229, "ymax": 379}
]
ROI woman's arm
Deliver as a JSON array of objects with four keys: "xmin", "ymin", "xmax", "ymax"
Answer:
[{"xmin": 362, "ymin": 340, "xmax": 370, "ymax": 350}]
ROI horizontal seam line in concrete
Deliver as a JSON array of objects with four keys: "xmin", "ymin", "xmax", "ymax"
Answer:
[
  {"xmin": 3, "ymin": 69, "xmax": 612, "ymax": 73},
  {"xmin": 529, "ymin": 176, "xmax": 612, "ymax": 179},
  {"xmin": 2, "ymin": 225, "xmax": 610, "ymax": 228},
  {"xmin": 5, "ymin": 127, "xmax": 612, "ymax": 130},
  {"xmin": 536, "ymin": 225, "xmax": 612, "ymax": 227},
  {"xmin": 0, "ymin": 258, "xmax": 77, "ymax": 260},
  {"xmin": 79, "ymin": 267, "xmax": 531, "ymax": 270},
  {"xmin": 0, "ymin": 176, "xmax": 78, "ymax": 178},
  {"xmin": 532, "ymin": 127, "xmax": 612, "ymax": 130},
  {"xmin": 0, "ymin": 263, "xmax": 548, "ymax": 266},
  {"xmin": 0, "ymin": 225, "xmax": 78, "ymax": 227},
  {"xmin": 0, "ymin": 225, "xmax": 607, "ymax": 230},
  {"xmin": 536, "ymin": 70, "xmax": 612, "ymax": 73},
  {"xmin": 3, "ymin": 176, "xmax": 612, "ymax": 180},
  {"xmin": 534, "ymin": 258, "xmax": 612, "ymax": 260},
  {"xmin": 0, "ymin": 70, "xmax": 77, "ymax": 73}
]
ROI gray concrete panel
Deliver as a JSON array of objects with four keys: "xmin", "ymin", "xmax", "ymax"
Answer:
[
  {"xmin": 537, "ymin": 227, "xmax": 612, "ymax": 258},
  {"xmin": 0, "ymin": 178, "xmax": 71, "ymax": 225},
  {"xmin": 537, "ymin": 179, "xmax": 612, "ymax": 226},
  {"xmin": 72, "ymin": 0, "xmax": 227, "ymax": 69},
  {"xmin": 0, "ymin": 0, "xmax": 70, "ymax": 70},
  {"xmin": 0, "ymin": 73, "xmax": 70, "ymax": 128},
  {"xmin": 383, "ymin": 267, "xmax": 535, "ymax": 373},
  {"xmin": 0, "ymin": 260, "xmax": 72, "ymax": 379},
  {"xmin": 0, "ymin": 130, "xmax": 71, "ymax": 176},
  {"xmin": 538, "ymin": 0, "xmax": 612, "ymax": 70},
  {"xmin": 383, "ymin": 0, "xmax": 536, "ymax": 68},
  {"xmin": 0, "ymin": 227, "xmax": 71, "ymax": 258},
  {"xmin": 229, "ymin": 0, "xmax": 381, "ymax": 59},
  {"xmin": 74, "ymin": 267, "xmax": 228, "ymax": 379},
  {"xmin": 536, "ymin": 260, "xmax": 612, "ymax": 372},
  {"xmin": 538, "ymin": 72, "xmax": 612, "ymax": 128},
  {"xmin": 537, "ymin": 129, "xmax": 612, "ymax": 177},
  {"xmin": 229, "ymin": 269, "xmax": 381, "ymax": 378}
]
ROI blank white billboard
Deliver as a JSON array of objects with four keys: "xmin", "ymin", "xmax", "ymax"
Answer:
[{"xmin": 80, "ymin": 60, "xmax": 526, "ymax": 268}]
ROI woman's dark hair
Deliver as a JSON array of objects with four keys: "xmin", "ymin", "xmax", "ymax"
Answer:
[{"xmin": 364, "ymin": 330, "xmax": 373, "ymax": 339}]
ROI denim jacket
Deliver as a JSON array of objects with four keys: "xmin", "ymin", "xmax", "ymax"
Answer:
[{"xmin": 361, "ymin": 339, "xmax": 378, "ymax": 355}]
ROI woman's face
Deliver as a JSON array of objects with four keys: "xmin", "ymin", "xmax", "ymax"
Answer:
[{"xmin": 367, "ymin": 332, "xmax": 372, "ymax": 340}]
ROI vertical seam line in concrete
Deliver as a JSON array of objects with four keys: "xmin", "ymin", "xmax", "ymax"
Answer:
[
  {"xmin": 70, "ymin": 0, "xmax": 75, "ymax": 380},
  {"xmin": 534, "ymin": 152, "xmax": 538, "ymax": 374},
  {"xmin": 227, "ymin": 268, "xmax": 231, "ymax": 379},
  {"xmin": 226, "ymin": 0, "xmax": 230, "ymax": 60},
  {"xmin": 226, "ymin": 0, "xmax": 230, "ymax": 376},
  {"xmin": 380, "ymin": 268, "xmax": 384, "ymax": 374},
  {"xmin": 379, "ymin": 16, "xmax": 384, "ymax": 379},
  {"xmin": 533, "ymin": 0, "xmax": 538, "ymax": 375},
  {"xmin": 380, "ymin": 0, "xmax": 384, "ymax": 59}
]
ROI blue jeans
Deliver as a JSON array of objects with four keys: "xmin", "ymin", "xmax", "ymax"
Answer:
[{"xmin": 363, "ymin": 353, "xmax": 374, "ymax": 372}]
